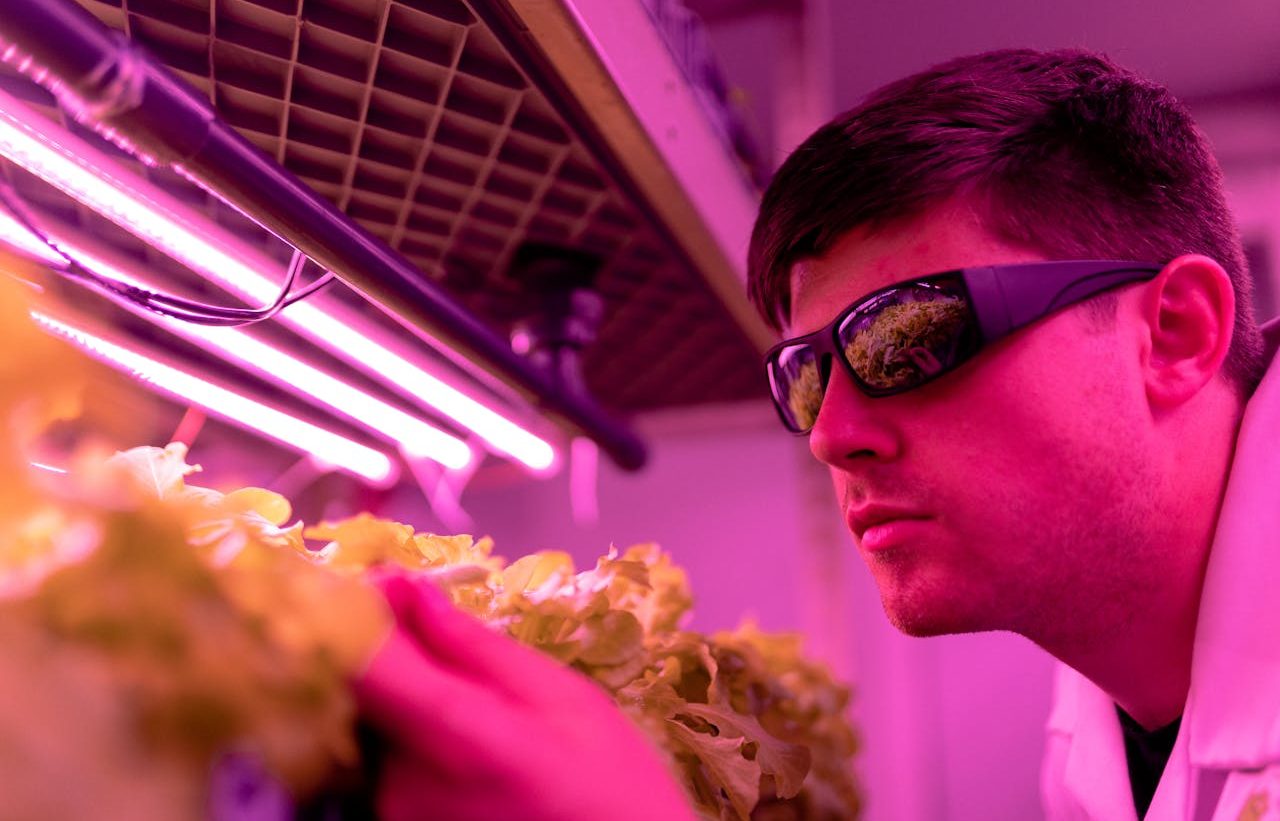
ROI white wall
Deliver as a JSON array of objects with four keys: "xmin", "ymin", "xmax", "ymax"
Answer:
[{"xmin": 1197, "ymin": 95, "xmax": 1280, "ymax": 322}]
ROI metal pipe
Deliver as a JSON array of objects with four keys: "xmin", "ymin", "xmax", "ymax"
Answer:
[{"xmin": 0, "ymin": 0, "xmax": 648, "ymax": 470}]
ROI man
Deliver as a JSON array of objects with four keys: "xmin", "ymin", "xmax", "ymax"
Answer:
[
  {"xmin": 749, "ymin": 48, "xmax": 1279, "ymax": 820},
  {"xmin": 356, "ymin": 48, "xmax": 1280, "ymax": 820}
]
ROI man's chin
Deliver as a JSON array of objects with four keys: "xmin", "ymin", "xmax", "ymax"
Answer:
[{"xmin": 881, "ymin": 600, "xmax": 988, "ymax": 638}]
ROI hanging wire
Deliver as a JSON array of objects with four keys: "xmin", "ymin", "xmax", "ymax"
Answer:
[{"xmin": 0, "ymin": 180, "xmax": 334, "ymax": 326}]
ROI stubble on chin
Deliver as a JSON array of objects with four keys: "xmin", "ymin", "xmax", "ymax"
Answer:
[{"xmin": 866, "ymin": 553, "xmax": 989, "ymax": 638}]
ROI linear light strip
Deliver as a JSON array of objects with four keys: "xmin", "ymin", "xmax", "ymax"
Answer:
[
  {"xmin": 278, "ymin": 301, "xmax": 555, "ymax": 470},
  {"xmin": 61, "ymin": 243, "xmax": 472, "ymax": 470},
  {"xmin": 0, "ymin": 203, "xmax": 471, "ymax": 470},
  {"xmin": 173, "ymin": 318, "xmax": 473, "ymax": 469},
  {"xmin": 0, "ymin": 206, "xmax": 65, "ymax": 264},
  {"xmin": 30, "ymin": 310, "xmax": 397, "ymax": 485},
  {"xmin": 0, "ymin": 99, "xmax": 556, "ymax": 471}
]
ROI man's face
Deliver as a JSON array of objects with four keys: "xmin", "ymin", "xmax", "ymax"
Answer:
[{"xmin": 789, "ymin": 204, "xmax": 1164, "ymax": 644}]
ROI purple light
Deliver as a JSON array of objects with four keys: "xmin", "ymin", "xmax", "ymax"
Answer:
[
  {"xmin": 0, "ymin": 207, "xmax": 65, "ymax": 264},
  {"xmin": 0, "ymin": 212, "xmax": 473, "ymax": 470},
  {"xmin": 0, "ymin": 89, "xmax": 558, "ymax": 472},
  {"xmin": 64, "ymin": 244, "xmax": 473, "ymax": 470},
  {"xmin": 30, "ymin": 310, "xmax": 397, "ymax": 485}
]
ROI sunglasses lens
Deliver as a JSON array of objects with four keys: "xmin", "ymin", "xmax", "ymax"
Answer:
[
  {"xmin": 767, "ymin": 277, "xmax": 979, "ymax": 433},
  {"xmin": 768, "ymin": 343, "xmax": 824, "ymax": 433},
  {"xmin": 836, "ymin": 281, "xmax": 977, "ymax": 395}
]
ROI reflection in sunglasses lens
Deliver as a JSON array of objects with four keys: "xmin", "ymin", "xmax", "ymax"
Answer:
[
  {"xmin": 786, "ymin": 357, "xmax": 822, "ymax": 431},
  {"xmin": 843, "ymin": 295, "xmax": 969, "ymax": 391}
]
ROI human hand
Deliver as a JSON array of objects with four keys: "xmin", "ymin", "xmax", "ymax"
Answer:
[{"xmin": 353, "ymin": 574, "xmax": 698, "ymax": 821}]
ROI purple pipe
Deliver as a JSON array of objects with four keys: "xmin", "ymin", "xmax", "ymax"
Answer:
[{"xmin": 0, "ymin": 0, "xmax": 648, "ymax": 470}]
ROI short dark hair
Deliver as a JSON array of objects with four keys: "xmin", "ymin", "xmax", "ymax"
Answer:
[{"xmin": 748, "ymin": 48, "xmax": 1266, "ymax": 395}]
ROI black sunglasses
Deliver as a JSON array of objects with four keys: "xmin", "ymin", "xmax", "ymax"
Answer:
[{"xmin": 765, "ymin": 260, "xmax": 1163, "ymax": 434}]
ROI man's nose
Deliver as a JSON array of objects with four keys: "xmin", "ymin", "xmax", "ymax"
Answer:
[{"xmin": 808, "ymin": 365, "xmax": 901, "ymax": 467}]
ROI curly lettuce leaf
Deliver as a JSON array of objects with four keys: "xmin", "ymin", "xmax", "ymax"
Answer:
[
  {"xmin": 679, "ymin": 703, "xmax": 811, "ymax": 800},
  {"xmin": 666, "ymin": 719, "xmax": 761, "ymax": 820}
]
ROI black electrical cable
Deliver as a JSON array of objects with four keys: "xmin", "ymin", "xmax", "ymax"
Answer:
[{"xmin": 0, "ymin": 181, "xmax": 334, "ymax": 326}]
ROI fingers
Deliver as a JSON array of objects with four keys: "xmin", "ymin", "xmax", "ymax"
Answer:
[
  {"xmin": 355, "ymin": 580, "xmax": 701, "ymax": 821},
  {"xmin": 351, "ymin": 627, "xmax": 455, "ymax": 737},
  {"xmin": 380, "ymin": 575, "xmax": 587, "ymax": 705},
  {"xmin": 353, "ymin": 627, "xmax": 512, "ymax": 766}
]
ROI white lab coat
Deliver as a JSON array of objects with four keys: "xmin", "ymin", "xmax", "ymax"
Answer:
[{"xmin": 1041, "ymin": 317, "xmax": 1280, "ymax": 821}]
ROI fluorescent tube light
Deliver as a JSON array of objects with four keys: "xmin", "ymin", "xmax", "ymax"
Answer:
[
  {"xmin": 279, "ymin": 304, "xmax": 555, "ymax": 471},
  {"xmin": 0, "ymin": 93, "xmax": 557, "ymax": 472},
  {"xmin": 169, "ymin": 319, "xmax": 474, "ymax": 469},
  {"xmin": 0, "ymin": 213, "xmax": 472, "ymax": 470},
  {"xmin": 0, "ymin": 206, "xmax": 64, "ymax": 264},
  {"xmin": 30, "ymin": 310, "xmax": 397, "ymax": 485},
  {"xmin": 62, "ymin": 243, "xmax": 473, "ymax": 470}
]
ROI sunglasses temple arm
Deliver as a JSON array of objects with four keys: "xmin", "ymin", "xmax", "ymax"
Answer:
[
  {"xmin": 963, "ymin": 264, "xmax": 1160, "ymax": 343},
  {"xmin": 964, "ymin": 267, "xmax": 1019, "ymax": 342}
]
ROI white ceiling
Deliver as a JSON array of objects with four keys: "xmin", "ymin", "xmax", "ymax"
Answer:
[
  {"xmin": 690, "ymin": 0, "xmax": 1280, "ymax": 168},
  {"xmin": 821, "ymin": 0, "xmax": 1280, "ymax": 104}
]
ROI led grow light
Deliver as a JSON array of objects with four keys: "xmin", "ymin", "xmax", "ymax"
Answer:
[
  {"xmin": 0, "ymin": 205, "xmax": 63, "ymax": 264},
  {"xmin": 0, "ymin": 206, "xmax": 472, "ymax": 470},
  {"xmin": 31, "ymin": 310, "xmax": 396, "ymax": 485},
  {"xmin": 0, "ymin": 93, "xmax": 557, "ymax": 472},
  {"xmin": 65, "ymin": 243, "xmax": 472, "ymax": 470},
  {"xmin": 170, "ymin": 320, "xmax": 474, "ymax": 469}
]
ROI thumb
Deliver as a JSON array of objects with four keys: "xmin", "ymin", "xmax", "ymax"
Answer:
[{"xmin": 380, "ymin": 575, "xmax": 573, "ymax": 699}]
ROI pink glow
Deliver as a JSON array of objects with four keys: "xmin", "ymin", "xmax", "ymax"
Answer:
[
  {"xmin": 277, "ymin": 305, "xmax": 557, "ymax": 471},
  {"xmin": 0, "ymin": 207, "xmax": 65, "ymax": 265},
  {"xmin": 0, "ymin": 92, "xmax": 557, "ymax": 472},
  {"xmin": 0, "ymin": 209, "xmax": 473, "ymax": 470},
  {"xmin": 569, "ymin": 436, "xmax": 599, "ymax": 525},
  {"xmin": 30, "ymin": 310, "xmax": 397, "ymax": 485},
  {"xmin": 168, "ymin": 320, "xmax": 473, "ymax": 469},
  {"xmin": 60, "ymin": 244, "xmax": 473, "ymax": 470}
]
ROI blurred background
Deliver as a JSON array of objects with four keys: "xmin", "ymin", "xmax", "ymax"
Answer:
[{"xmin": 1, "ymin": 0, "xmax": 1277, "ymax": 818}]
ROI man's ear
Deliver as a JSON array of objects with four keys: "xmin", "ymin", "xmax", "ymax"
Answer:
[{"xmin": 1139, "ymin": 254, "xmax": 1235, "ymax": 409}]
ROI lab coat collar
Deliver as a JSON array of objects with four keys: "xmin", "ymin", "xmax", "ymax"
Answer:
[
  {"xmin": 1185, "ymin": 316, "xmax": 1280, "ymax": 769},
  {"xmin": 1048, "ymin": 663, "xmax": 1142, "ymax": 820}
]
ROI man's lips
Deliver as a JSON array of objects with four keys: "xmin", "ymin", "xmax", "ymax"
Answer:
[{"xmin": 845, "ymin": 505, "xmax": 932, "ymax": 549}]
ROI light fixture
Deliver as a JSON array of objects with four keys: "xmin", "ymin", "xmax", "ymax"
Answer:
[
  {"xmin": 0, "ymin": 205, "xmax": 63, "ymax": 265},
  {"xmin": 0, "ymin": 89, "xmax": 557, "ymax": 472},
  {"xmin": 167, "ymin": 318, "xmax": 474, "ymax": 470},
  {"xmin": 30, "ymin": 310, "xmax": 397, "ymax": 485},
  {"xmin": 48, "ymin": 240, "xmax": 473, "ymax": 470}
]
